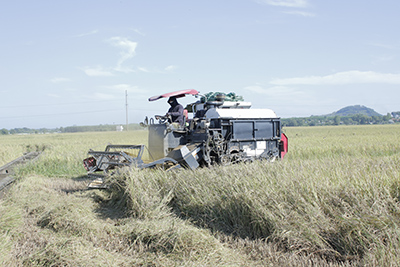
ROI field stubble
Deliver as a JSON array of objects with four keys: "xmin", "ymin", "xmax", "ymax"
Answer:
[{"xmin": 1, "ymin": 125, "xmax": 400, "ymax": 266}]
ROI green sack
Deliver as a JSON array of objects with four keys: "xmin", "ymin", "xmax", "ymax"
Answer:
[{"xmin": 202, "ymin": 92, "xmax": 244, "ymax": 102}]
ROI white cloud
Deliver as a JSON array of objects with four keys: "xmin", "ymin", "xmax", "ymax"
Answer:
[
  {"xmin": 244, "ymin": 85, "xmax": 304, "ymax": 96},
  {"xmin": 93, "ymin": 93, "xmax": 116, "ymax": 100},
  {"xmin": 114, "ymin": 66, "xmax": 136, "ymax": 73},
  {"xmin": 283, "ymin": 10, "xmax": 315, "ymax": 17},
  {"xmin": 131, "ymin": 28, "xmax": 145, "ymax": 36},
  {"xmin": 47, "ymin": 93, "xmax": 61, "ymax": 98},
  {"xmin": 79, "ymin": 37, "xmax": 138, "ymax": 76},
  {"xmin": 256, "ymin": 0, "xmax": 309, "ymax": 8},
  {"xmin": 368, "ymin": 42, "xmax": 398, "ymax": 50},
  {"xmin": 270, "ymin": 71, "xmax": 400, "ymax": 85},
  {"xmin": 243, "ymin": 84, "xmax": 316, "ymax": 113},
  {"xmin": 81, "ymin": 66, "xmax": 114, "ymax": 77},
  {"xmin": 24, "ymin": 40, "xmax": 35, "ymax": 46},
  {"xmin": 244, "ymin": 85, "xmax": 274, "ymax": 95},
  {"xmin": 134, "ymin": 65, "xmax": 178, "ymax": 73},
  {"xmin": 75, "ymin": 30, "xmax": 99, "ymax": 38},
  {"xmin": 107, "ymin": 84, "xmax": 146, "ymax": 94},
  {"xmin": 108, "ymin": 37, "xmax": 138, "ymax": 71},
  {"xmin": 372, "ymin": 55, "xmax": 394, "ymax": 63},
  {"xmin": 138, "ymin": 67, "xmax": 150, "ymax": 72},
  {"xmin": 50, "ymin": 77, "xmax": 71, "ymax": 83},
  {"xmin": 165, "ymin": 65, "xmax": 178, "ymax": 71}
]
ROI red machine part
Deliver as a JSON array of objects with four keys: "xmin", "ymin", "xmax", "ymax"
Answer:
[
  {"xmin": 148, "ymin": 89, "xmax": 199, "ymax": 102},
  {"xmin": 83, "ymin": 157, "xmax": 96, "ymax": 171},
  {"xmin": 280, "ymin": 133, "xmax": 288, "ymax": 159}
]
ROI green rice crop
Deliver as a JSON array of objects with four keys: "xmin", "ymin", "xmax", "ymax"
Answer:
[{"xmin": 1, "ymin": 125, "xmax": 400, "ymax": 266}]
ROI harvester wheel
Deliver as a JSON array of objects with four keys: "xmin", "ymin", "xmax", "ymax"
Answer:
[
  {"xmin": 219, "ymin": 154, "xmax": 231, "ymax": 165},
  {"xmin": 231, "ymin": 152, "xmax": 242, "ymax": 164}
]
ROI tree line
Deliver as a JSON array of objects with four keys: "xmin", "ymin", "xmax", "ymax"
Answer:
[
  {"xmin": 1, "ymin": 113, "xmax": 398, "ymax": 135},
  {"xmin": 282, "ymin": 113, "xmax": 395, "ymax": 127},
  {"xmin": 0, "ymin": 124, "xmax": 143, "ymax": 135}
]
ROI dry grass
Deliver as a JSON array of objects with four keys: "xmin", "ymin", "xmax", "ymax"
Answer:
[
  {"xmin": 0, "ymin": 176, "xmax": 247, "ymax": 266},
  {"xmin": 1, "ymin": 125, "xmax": 400, "ymax": 266}
]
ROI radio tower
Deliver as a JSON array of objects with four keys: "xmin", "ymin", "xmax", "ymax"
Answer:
[{"xmin": 125, "ymin": 90, "xmax": 128, "ymax": 131}]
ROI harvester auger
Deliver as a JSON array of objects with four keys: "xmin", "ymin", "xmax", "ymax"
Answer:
[{"xmin": 83, "ymin": 89, "xmax": 288, "ymax": 188}]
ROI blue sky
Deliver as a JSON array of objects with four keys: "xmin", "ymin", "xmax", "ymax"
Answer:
[{"xmin": 1, "ymin": 0, "xmax": 400, "ymax": 129}]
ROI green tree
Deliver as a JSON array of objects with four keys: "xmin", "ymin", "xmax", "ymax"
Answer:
[
  {"xmin": 372, "ymin": 116, "xmax": 382, "ymax": 124},
  {"xmin": 341, "ymin": 117, "xmax": 350, "ymax": 125},
  {"xmin": 334, "ymin": 116, "xmax": 341, "ymax": 125},
  {"xmin": 383, "ymin": 113, "xmax": 392, "ymax": 122}
]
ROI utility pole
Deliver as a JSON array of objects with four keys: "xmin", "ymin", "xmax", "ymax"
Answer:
[{"xmin": 125, "ymin": 90, "xmax": 128, "ymax": 131}]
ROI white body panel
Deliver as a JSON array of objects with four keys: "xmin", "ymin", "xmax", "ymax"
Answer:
[
  {"xmin": 220, "ymin": 101, "xmax": 252, "ymax": 109},
  {"xmin": 242, "ymin": 141, "xmax": 268, "ymax": 157},
  {"xmin": 205, "ymin": 108, "xmax": 278, "ymax": 119}
]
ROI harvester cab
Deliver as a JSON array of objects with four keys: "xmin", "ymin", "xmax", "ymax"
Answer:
[{"xmin": 83, "ymin": 89, "xmax": 288, "ymax": 188}]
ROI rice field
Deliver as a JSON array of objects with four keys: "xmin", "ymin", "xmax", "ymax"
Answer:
[{"xmin": 1, "ymin": 125, "xmax": 400, "ymax": 266}]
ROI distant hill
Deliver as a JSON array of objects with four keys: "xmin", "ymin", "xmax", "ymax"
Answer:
[
  {"xmin": 283, "ymin": 105, "xmax": 393, "ymax": 127},
  {"xmin": 328, "ymin": 105, "xmax": 382, "ymax": 117}
]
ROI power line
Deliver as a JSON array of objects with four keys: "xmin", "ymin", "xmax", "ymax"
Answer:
[
  {"xmin": 0, "ymin": 99, "xmax": 123, "ymax": 109},
  {"xmin": 0, "ymin": 109, "xmax": 123, "ymax": 120}
]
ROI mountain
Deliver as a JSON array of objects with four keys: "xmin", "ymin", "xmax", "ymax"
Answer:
[{"xmin": 328, "ymin": 105, "xmax": 382, "ymax": 117}]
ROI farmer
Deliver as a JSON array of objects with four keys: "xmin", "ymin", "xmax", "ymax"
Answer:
[{"xmin": 166, "ymin": 96, "xmax": 184, "ymax": 125}]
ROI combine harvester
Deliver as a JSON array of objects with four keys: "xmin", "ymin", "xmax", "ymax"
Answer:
[{"xmin": 83, "ymin": 89, "xmax": 288, "ymax": 188}]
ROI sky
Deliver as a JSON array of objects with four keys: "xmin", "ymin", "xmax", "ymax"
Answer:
[{"xmin": 1, "ymin": 0, "xmax": 400, "ymax": 129}]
